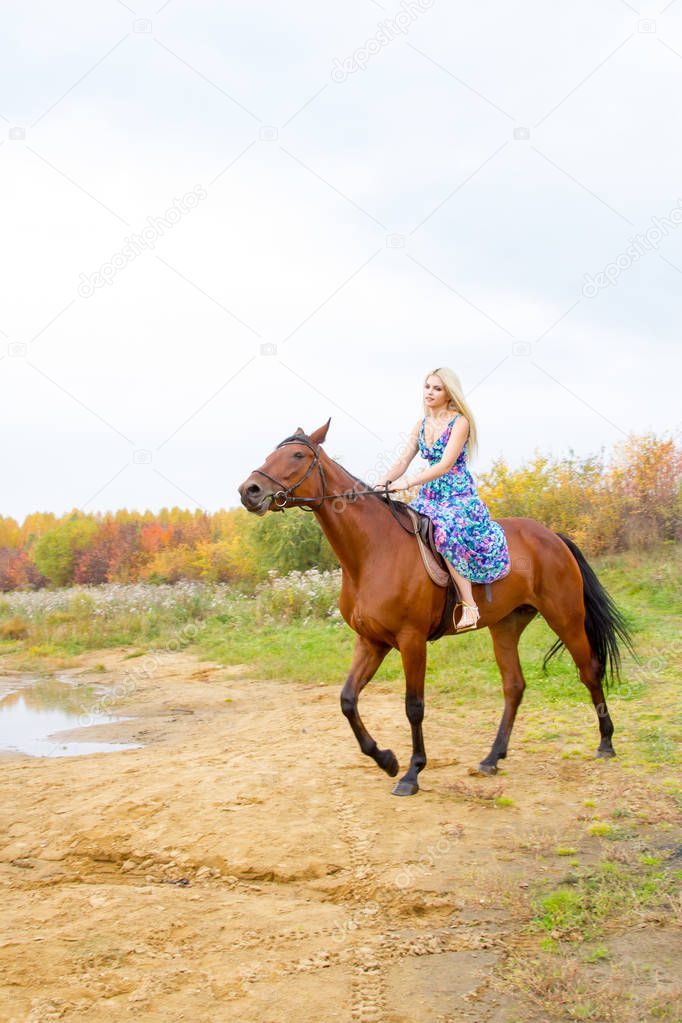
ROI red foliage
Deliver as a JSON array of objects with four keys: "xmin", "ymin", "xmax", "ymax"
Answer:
[
  {"xmin": 139, "ymin": 522, "xmax": 174, "ymax": 554},
  {"xmin": 0, "ymin": 548, "xmax": 47, "ymax": 591},
  {"xmin": 73, "ymin": 521, "xmax": 142, "ymax": 584}
]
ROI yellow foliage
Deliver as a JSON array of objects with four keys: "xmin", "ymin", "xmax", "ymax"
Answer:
[
  {"xmin": 0, "ymin": 517, "xmax": 21, "ymax": 549},
  {"xmin": 138, "ymin": 545, "xmax": 200, "ymax": 583},
  {"xmin": 479, "ymin": 433, "xmax": 680, "ymax": 555}
]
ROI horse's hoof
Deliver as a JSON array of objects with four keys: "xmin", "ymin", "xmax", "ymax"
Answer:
[
  {"xmin": 596, "ymin": 748, "xmax": 616, "ymax": 759},
  {"xmin": 475, "ymin": 762, "xmax": 498, "ymax": 776},
  {"xmin": 391, "ymin": 779, "xmax": 419, "ymax": 797},
  {"xmin": 377, "ymin": 749, "xmax": 399, "ymax": 777}
]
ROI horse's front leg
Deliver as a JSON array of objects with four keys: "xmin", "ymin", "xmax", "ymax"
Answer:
[
  {"xmin": 340, "ymin": 635, "xmax": 397, "ymax": 777},
  {"xmin": 392, "ymin": 634, "xmax": 427, "ymax": 796}
]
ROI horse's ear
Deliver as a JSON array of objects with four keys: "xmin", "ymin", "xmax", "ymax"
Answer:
[
  {"xmin": 309, "ymin": 417, "xmax": 331, "ymax": 445},
  {"xmin": 293, "ymin": 426, "xmax": 305, "ymax": 435}
]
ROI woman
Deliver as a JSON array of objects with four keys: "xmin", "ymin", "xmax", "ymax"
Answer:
[{"xmin": 373, "ymin": 367, "xmax": 510, "ymax": 631}]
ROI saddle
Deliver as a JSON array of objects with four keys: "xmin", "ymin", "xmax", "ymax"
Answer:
[
  {"xmin": 405, "ymin": 507, "xmax": 451, "ymax": 587},
  {"xmin": 379, "ymin": 496, "xmax": 460, "ymax": 643}
]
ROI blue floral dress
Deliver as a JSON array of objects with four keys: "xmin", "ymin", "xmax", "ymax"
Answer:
[{"xmin": 407, "ymin": 414, "xmax": 510, "ymax": 584}]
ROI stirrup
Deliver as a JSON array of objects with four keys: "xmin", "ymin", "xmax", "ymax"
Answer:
[{"xmin": 453, "ymin": 602, "xmax": 480, "ymax": 632}]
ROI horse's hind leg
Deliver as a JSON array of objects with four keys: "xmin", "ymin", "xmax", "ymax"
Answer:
[
  {"xmin": 539, "ymin": 598, "xmax": 616, "ymax": 759},
  {"xmin": 340, "ymin": 635, "xmax": 398, "ymax": 777},
  {"xmin": 478, "ymin": 607, "xmax": 537, "ymax": 775}
]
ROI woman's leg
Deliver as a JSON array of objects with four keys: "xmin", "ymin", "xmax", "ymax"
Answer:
[{"xmin": 445, "ymin": 561, "xmax": 477, "ymax": 609}]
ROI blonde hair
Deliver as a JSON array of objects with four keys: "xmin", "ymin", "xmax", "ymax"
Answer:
[{"xmin": 423, "ymin": 367, "xmax": 478, "ymax": 460}]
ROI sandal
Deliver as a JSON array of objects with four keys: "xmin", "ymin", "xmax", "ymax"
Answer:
[{"xmin": 454, "ymin": 602, "xmax": 480, "ymax": 632}]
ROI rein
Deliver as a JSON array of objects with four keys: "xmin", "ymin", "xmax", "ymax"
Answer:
[{"xmin": 251, "ymin": 434, "xmax": 417, "ymax": 535}]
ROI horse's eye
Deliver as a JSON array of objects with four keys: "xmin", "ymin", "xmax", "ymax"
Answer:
[{"xmin": 293, "ymin": 452, "xmax": 305, "ymax": 459}]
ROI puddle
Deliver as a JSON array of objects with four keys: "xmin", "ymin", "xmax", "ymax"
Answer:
[{"xmin": 0, "ymin": 674, "xmax": 142, "ymax": 758}]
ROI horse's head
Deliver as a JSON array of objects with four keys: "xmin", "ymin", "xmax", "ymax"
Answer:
[{"xmin": 238, "ymin": 418, "xmax": 332, "ymax": 515}]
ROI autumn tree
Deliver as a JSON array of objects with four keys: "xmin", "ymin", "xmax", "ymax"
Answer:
[
  {"xmin": 250, "ymin": 509, "xmax": 338, "ymax": 578},
  {"xmin": 33, "ymin": 514, "xmax": 99, "ymax": 587}
]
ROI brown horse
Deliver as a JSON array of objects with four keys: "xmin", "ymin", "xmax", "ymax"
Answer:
[{"xmin": 238, "ymin": 419, "xmax": 635, "ymax": 796}]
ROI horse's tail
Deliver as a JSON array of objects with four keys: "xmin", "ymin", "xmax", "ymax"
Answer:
[{"xmin": 542, "ymin": 533, "xmax": 637, "ymax": 689}]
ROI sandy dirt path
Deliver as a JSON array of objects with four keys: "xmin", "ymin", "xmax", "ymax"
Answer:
[{"xmin": 0, "ymin": 649, "xmax": 679, "ymax": 1022}]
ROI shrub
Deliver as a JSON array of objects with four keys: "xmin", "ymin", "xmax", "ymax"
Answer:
[{"xmin": 0, "ymin": 616, "xmax": 30, "ymax": 640}]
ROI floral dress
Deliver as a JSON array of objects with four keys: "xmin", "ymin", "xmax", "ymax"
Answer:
[{"xmin": 407, "ymin": 414, "xmax": 510, "ymax": 584}]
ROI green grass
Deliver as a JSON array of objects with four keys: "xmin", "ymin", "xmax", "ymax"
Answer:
[
  {"xmin": 502, "ymin": 848, "xmax": 682, "ymax": 1022},
  {"xmin": 531, "ymin": 857, "xmax": 681, "ymax": 943},
  {"xmin": 196, "ymin": 618, "xmax": 357, "ymax": 682},
  {"xmin": 587, "ymin": 822, "xmax": 617, "ymax": 838}
]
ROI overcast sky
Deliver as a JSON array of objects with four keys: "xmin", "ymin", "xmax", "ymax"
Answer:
[{"xmin": 1, "ymin": 0, "xmax": 680, "ymax": 521}]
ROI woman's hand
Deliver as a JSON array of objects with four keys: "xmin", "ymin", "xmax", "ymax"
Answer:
[
  {"xmin": 372, "ymin": 479, "xmax": 403, "ymax": 491},
  {"xmin": 372, "ymin": 476, "xmax": 413, "ymax": 492},
  {"xmin": 386, "ymin": 475, "xmax": 411, "ymax": 491}
]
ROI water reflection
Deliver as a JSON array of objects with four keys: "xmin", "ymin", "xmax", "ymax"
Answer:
[{"xmin": 0, "ymin": 675, "xmax": 141, "ymax": 758}]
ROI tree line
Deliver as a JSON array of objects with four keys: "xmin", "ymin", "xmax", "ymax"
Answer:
[{"xmin": 0, "ymin": 432, "xmax": 678, "ymax": 591}]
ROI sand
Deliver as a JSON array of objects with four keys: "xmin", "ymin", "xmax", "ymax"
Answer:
[{"xmin": 0, "ymin": 648, "xmax": 679, "ymax": 1022}]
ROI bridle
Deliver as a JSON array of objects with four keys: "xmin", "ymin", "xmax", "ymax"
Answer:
[
  {"xmin": 252, "ymin": 435, "xmax": 328, "ymax": 510},
  {"xmin": 251, "ymin": 433, "xmax": 417, "ymax": 534}
]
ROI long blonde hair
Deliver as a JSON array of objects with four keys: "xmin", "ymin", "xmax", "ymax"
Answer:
[{"xmin": 423, "ymin": 367, "xmax": 478, "ymax": 460}]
